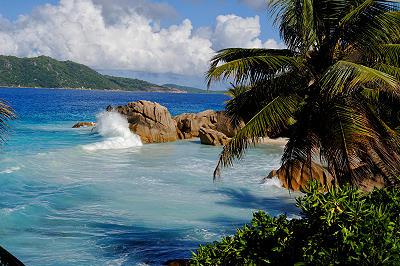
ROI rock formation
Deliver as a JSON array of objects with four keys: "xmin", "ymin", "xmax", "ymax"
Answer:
[
  {"xmin": 199, "ymin": 127, "xmax": 231, "ymax": 146},
  {"xmin": 72, "ymin": 122, "xmax": 96, "ymax": 128},
  {"xmin": 174, "ymin": 110, "xmax": 216, "ymax": 139},
  {"xmin": 174, "ymin": 110, "xmax": 242, "ymax": 140},
  {"xmin": 264, "ymin": 161, "xmax": 385, "ymax": 191},
  {"xmin": 114, "ymin": 100, "xmax": 178, "ymax": 144},
  {"xmin": 264, "ymin": 161, "xmax": 334, "ymax": 191},
  {"xmin": 108, "ymin": 101, "xmax": 243, "ymax": 145}
]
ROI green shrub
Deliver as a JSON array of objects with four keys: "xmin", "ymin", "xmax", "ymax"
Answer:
[{"xmin": 191, "ymin": 183, "xmax": 400, "ymax": 265}]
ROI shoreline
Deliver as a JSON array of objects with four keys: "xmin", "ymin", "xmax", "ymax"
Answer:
[{"xmin": 0, "ymin": 85, "xmax": 223, "ymax": 95}]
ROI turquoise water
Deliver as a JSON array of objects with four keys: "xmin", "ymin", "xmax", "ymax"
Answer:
[{"xmin": 0, "ymin": 88, "xmax": 299, "ymax": 265}]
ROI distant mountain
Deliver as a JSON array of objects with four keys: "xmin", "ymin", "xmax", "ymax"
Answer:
[
  {"xmin": 96, "ymin": 69, "xmax": 228, "ymax": 91},
  {"xmin": 162, "ymin": 83, "xmax": 225, "ymax": 94},
  {"xmin": 0, "ymin": 55, "xmax": 184, "ymax": 92}
]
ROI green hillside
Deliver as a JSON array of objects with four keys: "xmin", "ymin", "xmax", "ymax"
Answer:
[{"xmin": 0, "ymin": 55, "xmax": 172, "ymax": 92}]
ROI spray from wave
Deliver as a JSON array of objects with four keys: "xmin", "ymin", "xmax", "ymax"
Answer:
[{"xmin": 82, "ymin": 111, "xmax": 143, "ymax": 151}]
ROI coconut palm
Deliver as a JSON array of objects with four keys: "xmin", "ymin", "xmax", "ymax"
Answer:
[{"xmin": 208, "ymin": 0, "xmax": 400, "ymax": 187}]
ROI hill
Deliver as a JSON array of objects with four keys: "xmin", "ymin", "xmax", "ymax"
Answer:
[{"xmin": 0, "ymin": 55, "xmax": 181, "ymax": 92}]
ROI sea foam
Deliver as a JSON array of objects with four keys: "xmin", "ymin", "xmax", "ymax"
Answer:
[
  {"xmin": 82, "ymin": 111, "xmax": 142, "ymax": 151},
  {"xmin": 0, "ymin": 166, "xmax": 21, "ymax": 174}
]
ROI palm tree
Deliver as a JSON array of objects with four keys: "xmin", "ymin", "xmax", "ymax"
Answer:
[{"xmin": 208, "ymin": 0, "xmax": 400, "ymax": 188}]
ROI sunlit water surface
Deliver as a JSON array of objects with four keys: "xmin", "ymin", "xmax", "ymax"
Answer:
[{"xmin": 0, "ymin": 88, "xmax": 299, "ymax": 265}]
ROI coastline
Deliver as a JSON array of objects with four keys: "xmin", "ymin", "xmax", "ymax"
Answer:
[
  {"xmin": 0, "ymin": 85, "xmax": 224, "ymax": 94},
  {"xmin": 0, "ymin": 85, "xmax": 187, "ymax": 94}
]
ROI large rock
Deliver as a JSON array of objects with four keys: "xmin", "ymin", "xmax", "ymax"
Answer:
[
  {"xmin": 264, "ymin": 161, "xmax": 334, "ymax": 191},
  {"xmin": 72, "ymin": 122, "xmax": 96, "ymax": 128},
  {"xmin": 114, "ymin": 100, "xmax": 178, "ymax": 143},
  {"xmin": 199, "ymin": 127, "xmax": 230, "ymax": 146},
  {"xmin": 264, "ymin": 161, "xmax": 384, "ymax": 191},
  {"xmin": 174, "ymin": 110, "xmax": 242, "ymax": 140},
  {"xmin": 110, "ymin": 101, "xmax": 241, "ymax": 145}
]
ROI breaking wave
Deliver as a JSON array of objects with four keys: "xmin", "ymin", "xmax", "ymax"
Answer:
[{"xmin": 82, "ymin": 111, "xmax": 142, "ymax": 151}]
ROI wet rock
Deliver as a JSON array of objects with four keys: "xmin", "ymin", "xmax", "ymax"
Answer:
[
  {"xmin": 174, "ymin": 110, "xmax": 242, "ymax": 140},
  {"xmin": 72, "ymin": 122, "xmax": 96, "ymax": 128},
  {"xmin": 264, "ymin": 161, "xmax": 334, "ymax": 191},
  {"xmin": 199, "ymin": 127, "xmax": 231, "ymax": 146},
  {"xmin": 264, "ymin": 161, "xmax": 385, "ymax": 192},
  {"xmin": 114, "ymin": 100, "xmax": 178, "ymax": 143}
]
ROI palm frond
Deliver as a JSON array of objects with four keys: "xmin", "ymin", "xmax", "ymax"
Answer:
[
  {"xmin": 321, "ymin": 60, "xmax": 400, "ymax": 98},
  {"xmin": 374, "ymin": 63, "xmax": 400, "ymax": 80},
  {"xmin": 339, "ymin": 0, "xmax": 375, "ymax": 28},
  {"xmin": 345, "ymin": 9, "xmax": 400, "ymax": 51},
  {"xmin": 377, "ymin": 44, "xmax": 400, "ymax": 66},
  {"xmin": 207, "ymin": 49, "xmax": 300, "ymax": 86},
  {"xmin": 214, "ymin": 94, "xmax": 301, "ymax": 178},
  {"xmin": 225, "ymin": 70, "xmax": 308, "ymax": 127}
]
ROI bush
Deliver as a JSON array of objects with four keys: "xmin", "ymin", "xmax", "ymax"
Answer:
[{"xmin": 191, "ymin": 183, "xmax": 400, "ymax": 265}]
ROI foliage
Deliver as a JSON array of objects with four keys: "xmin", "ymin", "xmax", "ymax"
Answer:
[
  {"xmin": 0, "ymin": 55, "xmax": 174, "ymax": 92},
  {"xmin": 191, "ymin": 183, "xmax": 400, "ymax": 265},
  {"xmin": 225, "ymin": 83, "xmax": 250, "ymax": 99},
  {"xmin": 208, "ymin": 0, "xmax": 400, "ymax": 187}
]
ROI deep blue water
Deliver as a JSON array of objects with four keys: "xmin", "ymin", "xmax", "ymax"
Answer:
[{"xmin": 0, "ymin": 88, "xmax": 298, "ymax": 265}]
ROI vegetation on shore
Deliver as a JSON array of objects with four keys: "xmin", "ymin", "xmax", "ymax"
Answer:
[
  {"xmin": 0, "ymin": 55, "xmax": 217, "ymax": 93},
  {"xmin": 191, "ymin": 182, "xmax": 400, "ymax": 265},
  {"xmin": 208, "ymin": 0, "xmax": 400, "ymax": 187}
]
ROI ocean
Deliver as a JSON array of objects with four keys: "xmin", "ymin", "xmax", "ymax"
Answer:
[{"xmin": 0, "ymin": 88, "xmax": 299, "ymax": 265}]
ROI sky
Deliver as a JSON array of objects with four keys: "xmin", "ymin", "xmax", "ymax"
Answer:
[{"xmin": 0, "ymin": 0, "xmax": 282, "ymax": 88}]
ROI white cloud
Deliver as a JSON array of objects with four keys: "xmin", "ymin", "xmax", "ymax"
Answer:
[
  {"xmin": 212, "ymin": 14, "xmax": 263, "ymax": 50},
  {"xmin": 263, "ymin": 38, "xmax": 285, "ymax": 49},
  {"xmin": 0, "ymin": 0, "xmax": 282, "ymax": 76},
  {"xmin": 210, "ymin": 14, "xmax": 284, "ymax": 50}
]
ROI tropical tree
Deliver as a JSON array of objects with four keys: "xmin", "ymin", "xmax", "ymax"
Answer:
[{"xmin": 208, "ymin": 0, "xmax": 400, "ymax": 188}]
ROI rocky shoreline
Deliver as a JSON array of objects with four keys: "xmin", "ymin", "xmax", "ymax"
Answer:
[
  {"xmin": 73, "ymin": 100, "xmax": 243, "ymax": 146},
  {"xmin": 110, "ymin": 100, "xmax": 243, "ymax": 146}
]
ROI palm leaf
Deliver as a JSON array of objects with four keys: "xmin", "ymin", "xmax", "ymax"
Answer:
[
  {"xmin": 224, "ymin": 70, "xmax": 308, "ymax": 127},
  {"xmin": 321, "ymin": 60, "xmax": 400, "ymax": 98},
  {"xmin": 339, "ymin": 0, "xmax": 375, "ymax": 28},
  {"xmin": 214, "ymin": 94, "xmax": 301, "ymax": 178},
  {"xmin": 207, "ymin": 49, "xmax": 300, "ymax": 86},
  {"xmin": 347, "ymin": 10, "xmax": 400, "ymax": 51},
  {"xmin": 374, "ymin": 63, "xmax": 400, "ymax": 80},
  {"xmin": 377, "ymin": 44, "xmax": 400, "ymax": 66}
]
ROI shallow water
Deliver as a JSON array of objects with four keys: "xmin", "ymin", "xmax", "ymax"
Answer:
[{"xmin": 0, "ymin": 88, "xmax": 299, "ymax": 265}]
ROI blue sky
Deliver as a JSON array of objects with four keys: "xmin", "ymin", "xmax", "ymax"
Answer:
[{"xmin": 0, "ymin": 0, "xmax": 282, "ymax": 88}]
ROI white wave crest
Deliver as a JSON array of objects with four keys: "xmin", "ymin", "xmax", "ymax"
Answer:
[
  {"xmin": 82, "ymin": 111, "xmax": 142, "ymax": 151},
  {"xmin": 0, "ymin": 166, "xmax": 21, "ymax": 174},
  {"xmin": 261, "ymin": 177, "xmax": 283, "ymax": 188}
]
